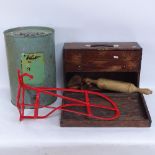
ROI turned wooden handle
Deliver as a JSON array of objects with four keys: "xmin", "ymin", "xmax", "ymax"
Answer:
[
  {"xmin": 84, "ymin": 78, "xmax": 152, "ymax": 95},
  {"xmin": 136, "ymin": 88, "xmax": 152, "ymax": 95}
]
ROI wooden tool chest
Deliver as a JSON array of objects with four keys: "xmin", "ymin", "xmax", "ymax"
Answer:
[{"xmin": 61, "ymin": 42, "xmax": 151, "ymax": 127}]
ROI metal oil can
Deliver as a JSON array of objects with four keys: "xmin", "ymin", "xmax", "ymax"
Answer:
[{"xmin": 4, "ymin": 26, "xmax": 56, "ymax": 107}]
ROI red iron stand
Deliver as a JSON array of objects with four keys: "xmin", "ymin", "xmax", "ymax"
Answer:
[{"xmin": 16, "ymin": 70, "xmax": 120, "ymax": 121}]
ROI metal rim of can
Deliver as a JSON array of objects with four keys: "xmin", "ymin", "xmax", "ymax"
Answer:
[{"xmin": 4, "ymin": 26, "xmax": 54, "ymax": 38}]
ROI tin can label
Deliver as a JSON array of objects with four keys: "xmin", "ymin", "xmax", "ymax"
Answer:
[{"xmin": 21, "ymin": 53, "xmax": 45, "ymax": 85}]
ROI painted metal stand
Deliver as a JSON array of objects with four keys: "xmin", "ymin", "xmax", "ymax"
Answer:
[{"xmin": 17, "ymin": 70, "xmax": 120, "ymax": 121}]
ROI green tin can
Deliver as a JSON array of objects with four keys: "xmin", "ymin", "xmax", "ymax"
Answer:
[{"xmin": 4, "ymin": 26, "xmax": 56, "ymax": 107}]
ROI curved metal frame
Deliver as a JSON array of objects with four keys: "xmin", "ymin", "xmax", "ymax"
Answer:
[{"xmin": 16, "ymin": 70, "xmax": 120, "ymax": 121}]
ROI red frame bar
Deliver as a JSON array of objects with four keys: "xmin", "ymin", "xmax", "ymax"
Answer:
[{"xmin": 16, "ymin": 70, "xmax": 120, "ymax": 121}]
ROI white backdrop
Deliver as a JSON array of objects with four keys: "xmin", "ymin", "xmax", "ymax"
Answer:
[
  {"xmin": 0, "ymin": 0, "xmax": 155, "ymax": 88},
  {"xmin": 0, "ymin": 0, "xmax": 155, "ymax": 155}
]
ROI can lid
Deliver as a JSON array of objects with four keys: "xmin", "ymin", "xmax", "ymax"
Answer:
[{"xmin": 4, "ymin": 26, "xmax": 54, "ymax": 38}]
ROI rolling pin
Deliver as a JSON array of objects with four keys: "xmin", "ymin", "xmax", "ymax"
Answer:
[{"xmin": 84, "ymin": 78, "xmax": 152, "ymax": 95}]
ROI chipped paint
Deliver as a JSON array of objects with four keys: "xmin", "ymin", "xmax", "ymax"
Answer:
[{"xmin": 21, "ymin": 53, "xmax": 45, "ymax": 85}]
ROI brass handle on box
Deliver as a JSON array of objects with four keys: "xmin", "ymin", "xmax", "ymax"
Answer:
[
  {"xmin": 91, "ymin": 44, "xmax": 113, "ymax": 47},
  {"xmin": 89, "ymin": 44, "xmax": 119, "ymax": 51}
]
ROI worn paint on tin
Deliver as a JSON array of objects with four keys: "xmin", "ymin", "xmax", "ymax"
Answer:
[
  {"xmin": 21, "ymin": 53, "xmax": 45, "ymax": 85},
  {"xmin": 4, "ymin": 26, "xmax": 56, "ymax": 106}
]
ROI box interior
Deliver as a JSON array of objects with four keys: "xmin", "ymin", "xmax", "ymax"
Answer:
[
  {"xmin": 65, "ymin": 72, "xmax": 139, "ymax": 93},
  {"xmin": 61, "ymin": 92, "xmax": 151, "ymax": 127},
  {"xmin": 62, "ymin": 72, "xmax": 151, "ymax": 127}
]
